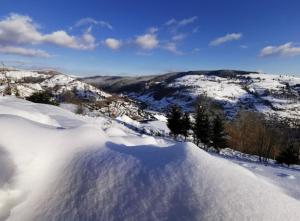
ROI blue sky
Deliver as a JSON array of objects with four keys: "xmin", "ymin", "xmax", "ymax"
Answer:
[{"xmin": 0, "ymin": 0, "xmax": 300, "ymax": 76}]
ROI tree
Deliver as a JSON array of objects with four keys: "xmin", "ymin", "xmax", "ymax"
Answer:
[
  {"xmin": 276, "ymin": 143, "xmax": 299, "ymax": 167},
  {"xmin": 26, "ymin": 91, "xmax": 58, "ymax": 105},
  {"xmin": 167, "ymin": 105, "xmax": 183, "ymax": 139},
  {"xmin": 212, "ymin": 115, "xmax": 227, "ymax": 150},
  {"xmin": 181, "ymin": 112, "xmax": 191, "ymax": 141},
  {"xmin": 193, "ymin": 105, "xmax": 210, "ymax": 147}
]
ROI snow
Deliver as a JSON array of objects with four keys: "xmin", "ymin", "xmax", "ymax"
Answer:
[
  {"xmin": 218, "ymin": 148, "xmax": 300, "ymax": 201},
  {"xmin": 0, "ymin": 97, "xmax": 300, "ymax": 221},
  {"xmin": 132, "ymin": 72, "xmax": 300, "ymax": 120},
  {"xmin": 3, "ymin": 71, "xmax": 47, "ymax": 80},
  {"xmin": 170, "ymin": 75, "xmax": 248, "ymax": 103},
  {"xmin": 0, "ymin": 69, "xmax": 111, "ymax": 100}
]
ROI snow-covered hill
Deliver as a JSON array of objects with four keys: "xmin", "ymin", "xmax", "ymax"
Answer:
[
  {"xmin": 0, "ymin": 69, "xmax": 155, "ymax": 120},
  {"xmin": 0, "ymin": 69, "xmax": 110, "ymax": 99},
  {"xmin": 0, "ymin": 97, "xmax": 300, "ymax": 221},
  {"xmin": 84, "ymin": 70, "xmax": 300, "ymax": 120}
]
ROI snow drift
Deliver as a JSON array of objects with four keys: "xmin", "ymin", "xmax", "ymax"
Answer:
[{"xmin": 0, "ymin": 97, "xmax": 300, "ymax": 221}]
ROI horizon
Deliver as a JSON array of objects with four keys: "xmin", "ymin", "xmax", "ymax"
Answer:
[
  {"xmin": 1, "ymin": 0, "xmax": 300, "ymax": 76},
  {"xmin": 2, "ymin": 66, "xmax": 299, "ymax": 78}
]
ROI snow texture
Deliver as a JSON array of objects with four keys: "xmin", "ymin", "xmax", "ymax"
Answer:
[{"xmin": 0, "ymin": 97, "xmax": 299, "ymax": 221}]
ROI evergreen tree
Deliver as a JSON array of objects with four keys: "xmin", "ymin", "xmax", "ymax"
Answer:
[
  {"xmin": 167, "ymin": 105, "xmax": 183, "ymax": 139},
  {"xmin": 193, "ymin": 105, "xmax": 210, "ymax": 146},
  {"xmin": 26, "ymin": 91, "xmax": 58, "ymax": 105},
  {"xmin": 276, "ymin": 143, "xmax": 299, "ymax": 167},
  {"xmin": 212, "ymin": 115, "xmax": 227, "ymax": 150},
  {"xmin": 181, "ymin": 112, "xmax": 191, "ymax": 141}
]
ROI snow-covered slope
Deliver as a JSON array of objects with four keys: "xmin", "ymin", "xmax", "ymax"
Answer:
[
  {"xmin": 84, "ymin": 70, "xmax": 300, "ymax": 120},
  {"xmin": 0, "ymin": 70, "xmax": 110, "ymax": 99},
  {"xmin": 0, "ymin": 69, "xmax": 155, "ymax": 121},
  {"xmin": 0, "ymin": 97, "xmax": 300, "ymax": 221},
  {"xmin": 137, "ymin": 73, "xmax": 300, "ymax": 120}
]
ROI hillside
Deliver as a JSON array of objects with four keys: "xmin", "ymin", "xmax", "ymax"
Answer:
[
  {"xmin": 0, "ymin": 97, "xmax": 300, "ymax": 221},
  {"xmin": 0, "ymin": 69, "xmax": 110, "ymax": 99},
  {"xmin": 83, "ymin": 70, "xmax": 300, "ymax": 120},
  {"xmin": 0, "ymin": 69, "xmax": 154, "ymax": 120}
]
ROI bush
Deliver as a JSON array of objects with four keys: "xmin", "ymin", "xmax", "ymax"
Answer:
[
  {"xmin": 26, "ymin": 91, "xmax": 58, "ymax": 105},
  {"xmin": 276, "ymin": 143, "xmax": 299, "ymax": 166}
]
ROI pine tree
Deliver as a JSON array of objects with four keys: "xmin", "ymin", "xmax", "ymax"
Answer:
[
  {"xmin": 193, "ymin": 105, "xmax": 210, "ymax": 146},
  {"xmin": 181, "ymin": 112, "xmax": 191, "ymax": 141},
  {"xmin": 167, "ymin": 105, "xmax": 183, "ymax": 139},
  {"xmin": 212, "ymin": 115, "xmax": 227, "ymax": 150},
  {"xmin": 276, "ymin": 143, "xmax": 299, "ymax": 167}
]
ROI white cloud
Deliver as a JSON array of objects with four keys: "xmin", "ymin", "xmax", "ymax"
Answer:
[
  {"xmin": 0, "ymin": 13, "xmax": 43, "ymax": 45},
  {"xmin": 259, "ymin": 42, "xmax": 300, "ymax": 57},
  {"xmin": 162, "ymin": 42, "xmax": 183, "ymax": 55},
  {"xmin": 104, "ymin": 38, "xmax": 122, "ymax": 50},
  {"xmin": 165, "ymin": 16, "xmax": 198, "ymax": 27},
  {"xmin": 178, "ymin": 16, "xmax": 198, "ymax": 27},
  {"xmin": 135, "ymin": 34, "xmax": 159, "ymax": 50},
  {"xmin": 210, "ymin": 33, "xmax": 242, "ymax": 46},
  {"xmin": 75, "ymin": 17, "xmax": 113, "ymax": 30},
  {"xmin": 43, "ymin": 31, "xmax": 76, "ymax": 47},
  {"xmin": 44, "ymin": 30, "xmax": 97, "ymax": 50},
  {"xmin": 172, "ymin": 33, "xmax": 187, "ymax": 41},
  {"xmin": 0, "ymin": 13, "xmax": 98, "ymax": 57},
  {"xmin": 0, "ymin": 46, "xmax": 50, "ymax": 57},
  {"xmin": 147, "ymin": 27, "xmax": 159, "ymax": 34},
  {"xmin": 165, "ymin": 18, "xmax": 177, "ymax": 26}
]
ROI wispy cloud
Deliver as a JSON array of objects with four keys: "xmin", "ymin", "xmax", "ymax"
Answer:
[
  {"xmin": 75, "ymin": 17, "xmax": 113, "ymax": 30},
  {"xmin": 259, "ymin": 42, "xmax": 300, "ymax": 57},
  {"xmin": 162, "ymin": 42, "xmax": 183, "ymax": 55},
  {"xmin": 147, "ymin": 27, "xmax": 159, "ymax": 34},
  {"xmin": 165, "ymin": 16, "xmax": 198, "ymax": 28},
  {"xmin": 210, "ymin": 33, "xmax": 242, "ymax": 46},
  {"xmin": 240, "ymin": 45, "xmax": 248, "ymax": 49},
  {"xmin": 172, "ymin": 33, "xmax": 187, "ymax": 41},
  {"xmin": 178, "ymin": 16, "xmax": 198, "ymax": 27},
  {"xmin": 0, "ymin": 46, "xmax": 50, "ymax": 57}
]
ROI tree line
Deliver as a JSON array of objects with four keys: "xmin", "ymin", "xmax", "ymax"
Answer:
[
  {"xmin": 167, "ymin": 96, "xmax": 227, "ymax": 151},
  {"xmin": 167, "ymin": 96, "xmax": 300, "ymax": 167}
]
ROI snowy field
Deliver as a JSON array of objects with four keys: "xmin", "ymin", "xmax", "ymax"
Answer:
[{"xmin": 0, "ymin": 97, "xmax": 300, "ymax": 221}]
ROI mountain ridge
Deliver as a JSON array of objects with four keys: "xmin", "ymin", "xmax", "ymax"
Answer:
[{"xmin": 82, "ymin": 69, "xmax": 300, "ymax": 121}]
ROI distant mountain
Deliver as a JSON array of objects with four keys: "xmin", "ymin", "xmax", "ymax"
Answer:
[
  {"xmin": 82, "ymin": 70, "xmax": 254, "ymax": 94},
  {"xmin": 0, "ymin": 69, "xmax": 153, "ymax": 120},
  {"xmin": 0, "ymin": 69, "xmax": 110, "ymax": 99},
  {"xmin": 82, "ymin": 70, "xmax": 300, "ymax": 120}
]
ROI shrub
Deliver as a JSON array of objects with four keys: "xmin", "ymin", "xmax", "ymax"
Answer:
[
  {"xmin": 26, "ymin": 91, "xmax": 58, "ymax": 105},
  {"xmin": 276, "ymin": 143, "xmax": 299, "ymax": 167}
]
